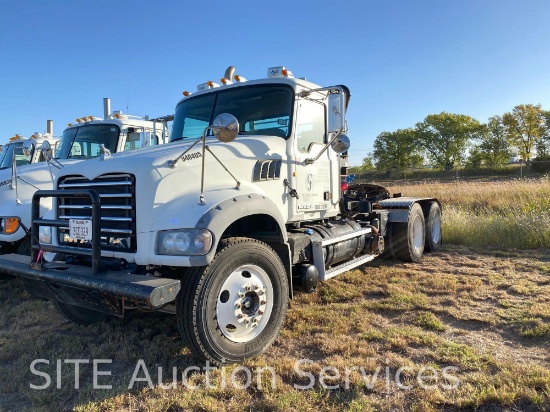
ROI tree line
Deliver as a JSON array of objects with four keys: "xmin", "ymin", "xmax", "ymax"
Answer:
[{"xmin": 356, "ymin": 104, "xmax": 550, "ymax": 172}]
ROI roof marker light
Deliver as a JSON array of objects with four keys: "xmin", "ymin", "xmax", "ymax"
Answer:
[
  {"xmin": 88, "ymin": 115, "xmax": 93, "ymax": 121},
  {"xmin": 67, "ymin": 123, "xmax": 72, "ymax": 127},
  {"xmin": 76, "ymin": 118, "xmax": 81, "ymax": 123},
  {"xmin": 267, "ymin": 66, "xmax": 294, "ymax": 78},
  {"xmin": 234, "ymin": 74, "xmax": 247, "ymax": 82},
  {"xmin": 197, "ymin": 81, "xmax": 220, "ymax": 91},
  {"xmin": 183, "ymin": 91, "xmax": 190, "ymax": 96},
  {"xmin": 220, "ymin": 77, "xmax": 233, "ymax": 85}
]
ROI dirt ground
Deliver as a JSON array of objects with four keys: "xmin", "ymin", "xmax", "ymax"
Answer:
[{"xmin": 0, "ymin": 247, "xmax": 548, "ymax": 411}]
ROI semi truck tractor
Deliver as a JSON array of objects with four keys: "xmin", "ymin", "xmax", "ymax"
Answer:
[
  {"xmin": 0, "ymin": 99, "xmax": 171, "ymax": 254},
  {"xmin": 0, "ymin": 66, "xmax": 441, "ymax": 364}
]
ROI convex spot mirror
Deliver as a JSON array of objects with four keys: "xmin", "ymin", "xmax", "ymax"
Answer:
[
  {"xmin": 22, "ymin": 140, "xmax": 35, "ymax": 157},
  {"xmin": 331, "ymin": 134, "xmax": 350, "ymax": 154},
  {"xmin": 213, "ymin": 113, "xmax": 239, "ymax": 143}
]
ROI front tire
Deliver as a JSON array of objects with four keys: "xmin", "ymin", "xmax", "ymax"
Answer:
[
  {"xmin": 177, "ymin": 237, "xmax": 289, "ymax": 365},
  {"xmin": 16, "ymin": 237, "xmax": 31, "ymax": 256},
  {"xmin": 53, "ymin": 301, "xmax": 109, "ymax": 325}
]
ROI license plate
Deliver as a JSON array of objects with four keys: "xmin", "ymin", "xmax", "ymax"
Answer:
[{"xmin": 69, "ymin": 219, "xmax": 92, "ymax": 241}]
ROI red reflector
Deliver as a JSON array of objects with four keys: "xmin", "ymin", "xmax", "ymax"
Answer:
[{"xmin": 340, "ymin": 182, "xmax": 349, "ymax": 191}]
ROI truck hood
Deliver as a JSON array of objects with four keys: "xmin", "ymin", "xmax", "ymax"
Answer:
[{"xmin": 52, "ymin": 136, "xmax": 289, "ymax": 234}]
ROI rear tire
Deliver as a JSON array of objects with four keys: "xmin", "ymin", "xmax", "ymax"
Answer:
[
  {"xmin": 177, "ymin": 237, "xmax": 289, "ymax": 365},
  {"xmin": 54, "ymin": 301, "xmax": 109, "ymax": 325},
  {"xmin": 389, "ymin": 203, "xmax": 425, "ymax": 262},
  {"xmin": 425, "ymin": 202, "xmax": 442, "ymax": 252}
]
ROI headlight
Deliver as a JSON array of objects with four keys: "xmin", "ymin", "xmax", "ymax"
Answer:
[
  {"xmin": 0, "ymin": 217, "xmax": 20, "ymax": 234},
  {"xmin": 39, "ymin": 226, "xmax": 52, "ymax": 244},
  {"xmin": 156, "ymin": 229, "xmax": 212, "ymax": 256}
]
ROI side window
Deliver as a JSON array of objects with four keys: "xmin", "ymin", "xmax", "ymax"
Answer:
[
  {"xmin": 15, "ymin": 149, "xmax": 33, "ymax": 166},
  {"xmin": 124, "ymin": 131, "xmax": 142, "ymax": 151},
  {"xmin": 296, "ymin": 99, "xmax": 325, "ymax": 152}
]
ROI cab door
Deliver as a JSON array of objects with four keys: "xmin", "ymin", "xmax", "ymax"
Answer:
[{"xmin": 292, "ymin": 97, "xmax": 334, "ymax": 221}]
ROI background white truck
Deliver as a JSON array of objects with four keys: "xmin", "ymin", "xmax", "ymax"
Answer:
[
  {"xmin": 0, "ymin": 126, "xmax": 59, "ymax": 171},
  {"xmin": 0, "ymin": 99, "xmax": 171, "ymax": 254},
  {"xmin": 0, "ymin": 66, "xmax": 441, "ymax": 365}
]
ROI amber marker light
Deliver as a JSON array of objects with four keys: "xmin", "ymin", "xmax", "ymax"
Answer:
[
  {"xmin": 282, "ymin": 69, "xmax": 288, "ymax": 76},
  {"xmin": 2, "ymin": 217, "xmax": 20, "ymax": 234},
  {"xmin": 183, "ymin": 91, "xmax": 190, "ymax": 96}
]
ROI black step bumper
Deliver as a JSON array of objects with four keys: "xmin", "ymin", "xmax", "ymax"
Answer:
[{"xmin": 0, "ymin": 254, "xmax": 180, "ymax": 316}]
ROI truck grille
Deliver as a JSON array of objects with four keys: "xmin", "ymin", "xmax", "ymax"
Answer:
[{"xmin": 57, "ymin": 173, "xmax": 136, "ymax": 252}]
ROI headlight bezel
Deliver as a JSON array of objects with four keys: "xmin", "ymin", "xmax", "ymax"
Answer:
[{"xmin": 156, "ymin": 229, "xmax": 213, "ymax": 256}]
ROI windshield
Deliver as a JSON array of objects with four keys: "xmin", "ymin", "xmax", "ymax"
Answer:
[
  {"xmin": 56, "ymin": 124, "xmax": 120, "ymax": 159},
  {"xmin": 171, "ymin": 85, "xmax": 294, "ymax": 142},
  {"xmin": 0, "ymin": 142, "xmax": 32, "ymax": 169}
]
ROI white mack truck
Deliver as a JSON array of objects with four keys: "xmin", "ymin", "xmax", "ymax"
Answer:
[
  {"xmin": 0, "ymin": 99, "xmax": 171, "ymax": 254},
  {"xmin": 0, "ymin": 66, "xmax": 441, "ymax": 365}
]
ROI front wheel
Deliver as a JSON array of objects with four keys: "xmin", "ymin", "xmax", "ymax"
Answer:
[{"xmin": 177, "ymin": 237, "xmax": 289, "ymax": 365}]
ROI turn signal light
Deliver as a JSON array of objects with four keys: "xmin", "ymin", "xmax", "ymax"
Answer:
[{"xmin": 1, "ymin": 217, "xmax": 20, "ymax": 234}]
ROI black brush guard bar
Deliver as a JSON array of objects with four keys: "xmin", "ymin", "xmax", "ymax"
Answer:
[
  {"xmin": 0, "ymin": 188, "xmax": 183, "ymax": 314},
  {"xmin": 31, "ymin": 189, "xmax": 102, "ymax": 273}
]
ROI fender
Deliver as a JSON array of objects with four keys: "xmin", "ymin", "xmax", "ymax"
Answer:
[
  {"xmin": 379, "ymin": 197, "xmax": 441, "ymax": 223},
  {"xmin": 191, "ymin": 193, "xmax": 288, "ymax": 266}
]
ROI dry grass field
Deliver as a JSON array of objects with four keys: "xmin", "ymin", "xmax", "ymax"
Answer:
[
  {"xmin": 385, "ymin": 177, "xmax": 550, "ymax": 249},
  {"xmin": 0, "ymin": 178, "xmax": 548, "ymax": 411}
]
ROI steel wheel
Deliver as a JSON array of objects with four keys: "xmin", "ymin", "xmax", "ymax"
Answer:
[{"xmin": 216, "ymin": 264, "xmax": 273, "ymax": 343}]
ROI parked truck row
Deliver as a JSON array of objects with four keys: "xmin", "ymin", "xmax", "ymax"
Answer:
[{"xmin": 0, "ymin": 66, "xmax": 441, "ymax": 365}]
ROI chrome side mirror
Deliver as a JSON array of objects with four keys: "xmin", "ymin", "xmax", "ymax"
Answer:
[
  {"xmin": 213, "ymin": 113, "xmax": 239, "ymax": 143},
  {"xmin": 331, "ymin": 134, "xmax": 350, "ymax": 153},
  {"xmin": 99, "ymin": 144, "xmax": 112, "ymax": 160},
  {"xmin": 22, "ymin": 140, "xmax": 35, "ymax": 157},
  {"xmin": 41, "ymin": 140, "xmax": 53, "ymax": 161}
]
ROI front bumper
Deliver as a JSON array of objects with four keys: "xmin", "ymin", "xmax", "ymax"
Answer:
[{"xmin": 0, "ymin": 253, "xmax": 180, "ymax": 316}]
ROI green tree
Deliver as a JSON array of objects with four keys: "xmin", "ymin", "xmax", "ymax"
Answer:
[
  {"xmin": 372, "ymin": 128, "xmax": 424, "ymax": 172},
  {"xmin": 535, "ymin": 110, "xmax": 550, "ymax": 157},
  {"xmin": 465, "ymin": 146, "xmax": 484, "ymax": 171},
  {"xmin": 360, "ymin": 155, "xmax": 376, "ymax": 171},
  {"xmin": 415, "ymin": 112, "xmax": 482, "ymax": 170},
  {"xmin": 477, "ymin": 115, "xmax": 511, "ymax": 167},
  {"xmin": 349, "ymin": 153, "xmax": 375, "ymax": 174},
  {"xmin": 502, "ymin": 104, "xmax": 546, "ymax": 161}
]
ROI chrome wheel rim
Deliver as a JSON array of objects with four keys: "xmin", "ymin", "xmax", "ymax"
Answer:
[
  {"xmin": 412, "ymin": 215, "xmax": 424, "ymax": 252},
  {"xmin": 431, "ymin": 212, "xmax": 442, "ymax": 244}
]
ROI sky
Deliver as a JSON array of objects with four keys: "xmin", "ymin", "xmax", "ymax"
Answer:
[{"xmin": 1, "ymin": 0, "xmax": 550, "ymax": 166}]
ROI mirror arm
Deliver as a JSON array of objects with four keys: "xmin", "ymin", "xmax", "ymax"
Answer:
[
  {"xmin": 10, "ymin": 148, "xmax": 22, "ymax": 205},
  {"xmin": 168, "ymin": 125, "xmax": 212, "ymax": 169},
  {"xmin": 304, "ymin": 129, "xmax": 343, "ymax": 165}
]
